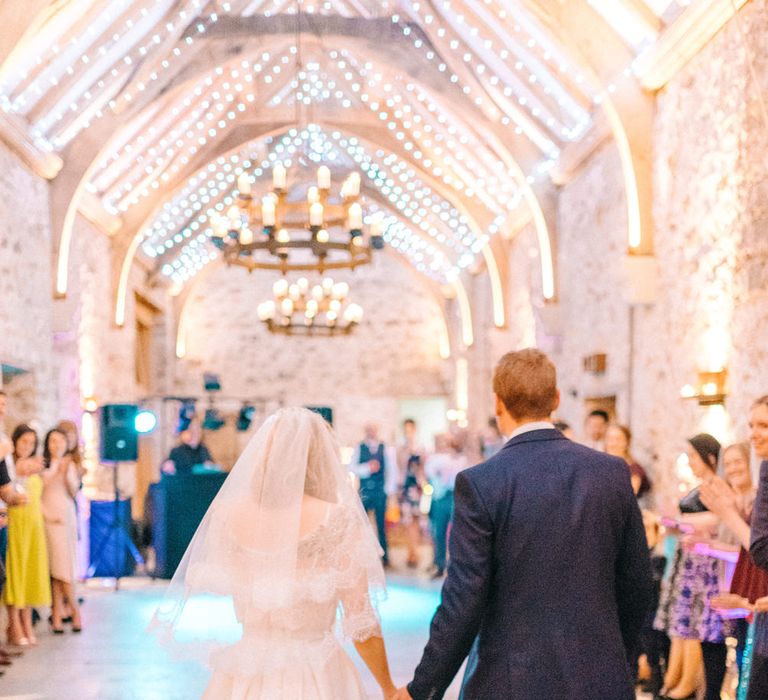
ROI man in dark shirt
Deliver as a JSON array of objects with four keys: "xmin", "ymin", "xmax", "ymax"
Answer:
[{"xmin": 161, "ymin": 419, "xmax": 215, "ymax": 476}]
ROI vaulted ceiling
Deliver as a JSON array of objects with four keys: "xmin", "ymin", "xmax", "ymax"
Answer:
[{"xmin": 0, "ymin": 0, "xmax": 714, "ymax": 320}]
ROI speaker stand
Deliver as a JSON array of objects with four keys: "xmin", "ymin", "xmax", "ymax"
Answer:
[{"xmin": 86, "ymin": 462, "xmax": 145, "ymax": 591}]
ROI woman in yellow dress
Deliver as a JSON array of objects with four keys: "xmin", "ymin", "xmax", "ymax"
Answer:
[{"xmin": 4, "ymin": 425, "xmax": 51, "ymax": 646}]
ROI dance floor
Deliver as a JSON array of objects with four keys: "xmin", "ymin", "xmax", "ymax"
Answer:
[
  {"xmin": 0, "ymin": 573, "xmax": 656, "ymax": 700},
  {"xmin": 0, "ymin": 574, "xmax": 463, "ymax": 700}
]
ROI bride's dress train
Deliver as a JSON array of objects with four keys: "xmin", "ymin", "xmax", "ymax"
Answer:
[{"xmin": 149, "ymin": 408, "xmax": 386, "ymax": 700}]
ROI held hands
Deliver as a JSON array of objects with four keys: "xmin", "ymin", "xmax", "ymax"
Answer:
[{"xmin": 391, "ymin": 688, "xmax": 414, "ymax": 700}]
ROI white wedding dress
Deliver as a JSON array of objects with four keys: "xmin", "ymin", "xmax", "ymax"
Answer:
[{"xmin": 149, "ymin": 408, "xmax": 386, "ymax": 700}]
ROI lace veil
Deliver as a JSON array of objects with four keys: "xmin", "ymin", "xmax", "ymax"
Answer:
[{"xmin": 148, "ymin": 407, "xmax": 386, "ymax": 669}]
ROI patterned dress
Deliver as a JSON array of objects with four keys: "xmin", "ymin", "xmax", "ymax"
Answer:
[{"xmin": 654, "ymin": 546, "xmax": 725, "ymax": 642}]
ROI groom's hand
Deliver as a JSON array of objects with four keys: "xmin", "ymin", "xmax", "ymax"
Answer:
[{"xmin": 392, "ymin": 687, "xmax": 413, "ymax": 700}]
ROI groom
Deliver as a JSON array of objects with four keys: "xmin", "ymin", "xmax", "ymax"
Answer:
[{"xmin": 395, "ymin": 349, "xmax": 653, "ymax": 699}]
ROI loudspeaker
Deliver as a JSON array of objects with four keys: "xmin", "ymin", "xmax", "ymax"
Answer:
[
  {"xmin": 100, "ymin": 404, "xmax": 138, "ymax": 462},
  {"xmin": 305, "ymin": 405, "xmax": 333, "ymax": 426}
]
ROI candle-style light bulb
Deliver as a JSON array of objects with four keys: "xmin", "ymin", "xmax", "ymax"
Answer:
[
  {"xmin": 273, "ymin": 163, "xmax": 287, "ymax": 190},
  {"xmin": 317, "ymin": 165, "xmax": 331, "ymax": 190},
  {"xmin": 258, "ymin": 301, "xmax": 276, "ymax": 321},
  {"xmin": 273, "ymin": 279, "xmax": 289, "ymax": 298},
  {"xmin": 237, "ymin": 173, "xmax": 252, "ymax": 196},
  {"xmin": 348, "ymin": 202, "xmax": 363, "ymax": 230},
  {"xmin": 307, "ymin": 186, "xmax": 319, "ymax": 204},
  {"xmin": 239, "ymin": 228, "xmax": 254, "ymax": 245},
  {"xmin": 262, "ymin": 197, "xmax": 276, "ymax": 227},
  {"xmin": 348, "ymin": 172, "xmax": 361, "ymax": 197},
  {"xmin": 310, "ymin": 202, "xmax": 324, "ymax": 227},
  {"xmin": 280, "ymin": 298, "xmax": 294, "ymax": 316}
]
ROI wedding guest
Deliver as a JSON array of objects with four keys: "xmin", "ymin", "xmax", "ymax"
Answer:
[
  {"xmin": 700, "ymin": 443, "xmax": 762, "ymax": 681},
  {"xmin": 583, "ymin": 409, "xmax": 609, "ymax": 450},
  {"xmin": 0, "ymin": 392, "xmax": 13, "ymax": 565},
  {"xmin": 479, "ymin": 418, "xmax": 504, "ymax": 458},
  {"xmin": 654, "ymin": 434, "xmax": 723, "ymax": 700},
  {"xmin": 55, "ymin": 418, "xmax": 85, "ymax": 621},
  {"xmin": 743, "ymin": 395, "xmax": 768, "ymax": 697},
  {"xmin": 56, "ymin": 419, "xmax": 86, "ymax": 480},
  {"xmin": 41, "ymin": 428, "xmax": 82, "ymax": 633},
  {"xmin": 4, "ymin": 425, "xmax": 50, "ymax": 646},
  {"xmin": 0, "ymin": 453, "xmax": 28, "ymax": 669},
  {"xmin": 604, "ymin": 423, "xmax": 652, "ymax": 499},
  {"xmin": 350, "ymin": 423, "xmax": 397, "ymax": 567},
  {"xmin": 553, "ymin": 419, "xmax": 575, "ymax": 440},
  {"xmin": 634, "ymin": 511, "xmax": 669, "ymax": 695},
  {"xmin": 396, "ymin": 419, "xmax": 425, "ymax": 569},
  {"xmin": 424, "ymin": 433, "xmax": 468, "ymax": 579},
  {"xmin": 0, "ymin": 392, "xmax": 10, "ymax": 461},
  {"xmin": 161, "ymin": 417, "xmax": 216, "ymax": 476}
]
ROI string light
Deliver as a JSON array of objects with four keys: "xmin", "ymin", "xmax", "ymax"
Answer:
[{"xmin": 2, "ymin": 0, "xmax": 665, "ymax": 301}]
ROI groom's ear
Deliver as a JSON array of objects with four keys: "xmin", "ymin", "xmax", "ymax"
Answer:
[
  {"xmin": 551, "ymin": 389, "xmax": 561, "ymax": 414},
  {"xmin": 494, "ymin": 394, "xmax": 505, "ymax": 418}
]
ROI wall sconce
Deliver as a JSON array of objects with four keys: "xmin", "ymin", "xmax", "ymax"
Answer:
[
  {"xmin": 583, "ymin": 353, "xmax": 607, "ymax": 375},
  {"xmin": 680, "ymin": 369, "xmax": 728, "ymax": 406},
  {"xmin": 82, "ymin": 396, "xmax": 99, "ymax": 413}
]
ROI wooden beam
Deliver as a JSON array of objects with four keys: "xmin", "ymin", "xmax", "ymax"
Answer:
[
  {"xmin": 0, "ymin": 112, "xmax": 62, "ymax": 179},
  {"xmin": 634, "ymin": 0, "xmax": 752, "ymax": 91}
]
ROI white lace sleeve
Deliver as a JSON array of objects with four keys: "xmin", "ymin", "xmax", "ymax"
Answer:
[
  {"xmin": 340, "ymin": 571, "xmax": 382, "ymax": 642},
  {"xmin": 332, "ymin": 505, "xmax": 386, "ymax": 642}
]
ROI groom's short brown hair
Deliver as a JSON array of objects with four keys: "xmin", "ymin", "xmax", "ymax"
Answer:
[{"xmin": 493, "ymin": 348, "xmax": 557, "ymax": 419}]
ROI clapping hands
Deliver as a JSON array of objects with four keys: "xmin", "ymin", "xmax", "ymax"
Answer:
[{"xmin": 699, "ymin": 476, "xmax": 737, "ymax": 517}]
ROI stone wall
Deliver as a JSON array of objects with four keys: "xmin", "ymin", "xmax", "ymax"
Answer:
[
  {"xmin": 175, "ymin": 252, "xmax": 451, "ymax": 458},
  {"xmin": 552, "ymin": 141, "xmax": 632, "ymax": 433},
  {"xmin": 552, "ymin": 0, "xmax": 768, "ymax": 505},
  {"xmin": 0, "ymin": 141, "xmax": 56, "ymax": 430}
]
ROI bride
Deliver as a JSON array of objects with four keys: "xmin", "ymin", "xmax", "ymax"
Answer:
[{"xmin": 150, "ymin": 407, "xmax": 397, "ymax": 699}]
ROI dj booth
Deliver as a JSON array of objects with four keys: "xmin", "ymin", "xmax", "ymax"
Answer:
[{"xmin": 150, "ymin": 471, "xmax": 228, "ymax": 579}]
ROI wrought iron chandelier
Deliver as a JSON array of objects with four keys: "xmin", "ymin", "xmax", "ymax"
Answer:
[
  {"xmin": 257, "ymin": 277, "xmax": 363, "ymax": 336},
  {"xmin": 209, "ymin": 163, "xmax": 383, "ymax": 274}
]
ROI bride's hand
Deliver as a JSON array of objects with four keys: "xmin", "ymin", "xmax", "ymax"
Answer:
[
  {"xmin": 389, "ymin": 687, "xmax": 413, "ymax": 700},
  {"xmin": 382, "ymin": 681, "xmax": 398, "ymax": 699}
]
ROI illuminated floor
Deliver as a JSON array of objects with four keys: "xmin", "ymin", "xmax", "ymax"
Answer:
[
  {"xmin": 0, "ymin": 573, "xmax": 659, "ymax": 700},
  {"xmin": 0, "ymin": 575, "xmax": 463, "ymax": 700}
]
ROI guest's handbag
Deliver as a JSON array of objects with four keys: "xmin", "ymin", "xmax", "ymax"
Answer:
[{"xmin": 679, "ymin": 486, "xmax": 708, "ymax": 513}]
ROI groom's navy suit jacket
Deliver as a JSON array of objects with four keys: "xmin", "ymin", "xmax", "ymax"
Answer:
[{"xmin": 408, "ymin": 429, "xmax": 653, "ymax": 700}]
